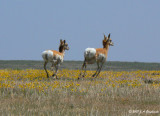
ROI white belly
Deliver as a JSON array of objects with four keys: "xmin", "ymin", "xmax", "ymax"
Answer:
[{"xmin": 97, "ymin": 53, "xmax": 106, "ymax": 62}]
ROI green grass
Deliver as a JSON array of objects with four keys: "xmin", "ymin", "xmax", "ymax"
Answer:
[{"xmin": 0, "ymin": 60, "xmax": 160, "ymax": 71}]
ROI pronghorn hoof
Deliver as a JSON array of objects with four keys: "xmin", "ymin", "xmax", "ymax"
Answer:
[
  {"xmin": 55, "ymin": 76, "xmax": 58, "ymax": 79},
  {"xmin": 52, "ymin": 74, "xmax": 58, "ymax": 79},
  {"xmin": 78, "ymin": 77, "xmax": 84, "ymax": 80}
]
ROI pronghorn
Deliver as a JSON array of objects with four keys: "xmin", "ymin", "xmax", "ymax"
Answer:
[
  {"xmin": 42, "ymin": 39, "xmax": 69, "ymax": 78},
  {"xmin": 79, "ymin": 33, "xmax": 113, "ymax": 79}
]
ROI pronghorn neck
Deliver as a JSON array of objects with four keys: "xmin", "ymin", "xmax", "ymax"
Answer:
[
  {"xmin": 103, "ymin": 44, "xmax": 110, "ymax": 56},
  {"xmin": 60, "ymin": 51, "xmax": 65, "ymax": 57},
  {"xmin": 59, "ymin": 49, "xmax": 65, "ymax": 53},
  {"xmin": 103, "ymin": 44, "xmax": 109, "ymax": 50},
  {"xmin": 59, "ymin": 50, "xmax": 65, "ymax": 58},
  {"xmin": 59, "ymin": 46, "xmax": 65, "ymax": 53},
  {"xmin": 59, "ymin": 48, "xmax": 65, "ymax": 58},
  {"xmin": 59, "ymin": 45, "xmax": 63, "ymax": 52}
]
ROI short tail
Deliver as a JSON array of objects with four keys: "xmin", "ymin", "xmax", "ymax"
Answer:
[
  {"xmin": 44, "ymin": 54, "xmax": 48, "ymax": 60},
  {"xmin": 85, "ymin": 51, "xmax": 91, "ymax": 58}
]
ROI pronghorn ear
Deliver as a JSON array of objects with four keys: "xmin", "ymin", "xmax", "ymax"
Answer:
[
  {"xmin": 103, "ymin": 34, "xmax": 107, "ymax": 41},
  {"xmin": 60, "ymin": 39, "xmax": 63, "ymax": 43},
  {"xmin": 64, "ymin": 40, "xmax": 66, "ymax": 44}
]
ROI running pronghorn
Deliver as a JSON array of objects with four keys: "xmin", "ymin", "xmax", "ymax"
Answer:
[
  {"xmin": 79, "ymin": 33, "xmax": 113, "ymax": 79},
  {"xmin": 42, "ymin": 39, "xmax": 69, "ymax": 78}
]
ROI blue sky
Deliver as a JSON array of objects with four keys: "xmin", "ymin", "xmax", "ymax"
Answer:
[{"xmin": 0, "ymin": 0, "xmax": 160, "ymax": 62}]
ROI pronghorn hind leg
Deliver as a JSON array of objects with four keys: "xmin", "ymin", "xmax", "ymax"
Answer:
[
  {"xmin": 83, "ymin": 62, "xmax": 87, "ymax": 77},
  {"xmin": 44, "ymin": 61, "xmax": 49, "ymax": 78},
  {"xmin": 78, "ymin": 60, "xmax": 87, "ymax": 79},
  {"xmin": 78, "ymin": 62, "xmax": 85, "ymax": 79}
]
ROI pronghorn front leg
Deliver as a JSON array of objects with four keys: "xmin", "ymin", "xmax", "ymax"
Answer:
[
  {"xmin": 52, "ymin": 64, "xmax": 60, "ymax": 79},
  {"xmin": 95, "ymin": 62, "xmax": 104, "ymax": 78},
  {"xmin": 44, "ymin": 61, "xmax": 49, "ymax": 78},
  {"xmin": 51, "ymin": 63, "xmax": 54, "ymax": 71},
  {"xmin": 92, "ymin": 62, "xmax": 100, "ymax": 77}
]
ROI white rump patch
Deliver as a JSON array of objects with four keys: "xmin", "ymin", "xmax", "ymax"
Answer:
[
  {"xmin": 84, "ymin": 48, "xmax": 96, "ymax": 59},
  {"xmin": 42, "ymin": 50, "xmax": 53, "ymax": 61}
]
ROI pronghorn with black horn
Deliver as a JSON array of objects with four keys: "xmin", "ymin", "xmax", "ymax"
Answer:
[
  {"xmin": 79, "ymin": 33, "xmax": 113, "ymax": 79},
  {"xmin": 42, "ymin": 39, "xmax": 69, "ymax": 78}
]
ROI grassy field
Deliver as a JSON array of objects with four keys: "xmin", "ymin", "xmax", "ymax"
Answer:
[{"xmin": 0, "ymin": 60, "xmax": 160, "ymax": 115}]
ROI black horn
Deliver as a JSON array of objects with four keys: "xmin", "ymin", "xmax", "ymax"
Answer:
[{"xmin": 108, "ymin": 33, "xmax": 111, "ymax": 39}]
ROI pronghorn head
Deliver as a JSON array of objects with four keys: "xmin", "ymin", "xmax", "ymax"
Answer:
[
  {"xmin": 103, "ymin": 33, "xmax": 114, "ymax": 48},
  {"xmin": 59, "ymin": 39, "xmax": 69, "ymax": 53}
]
